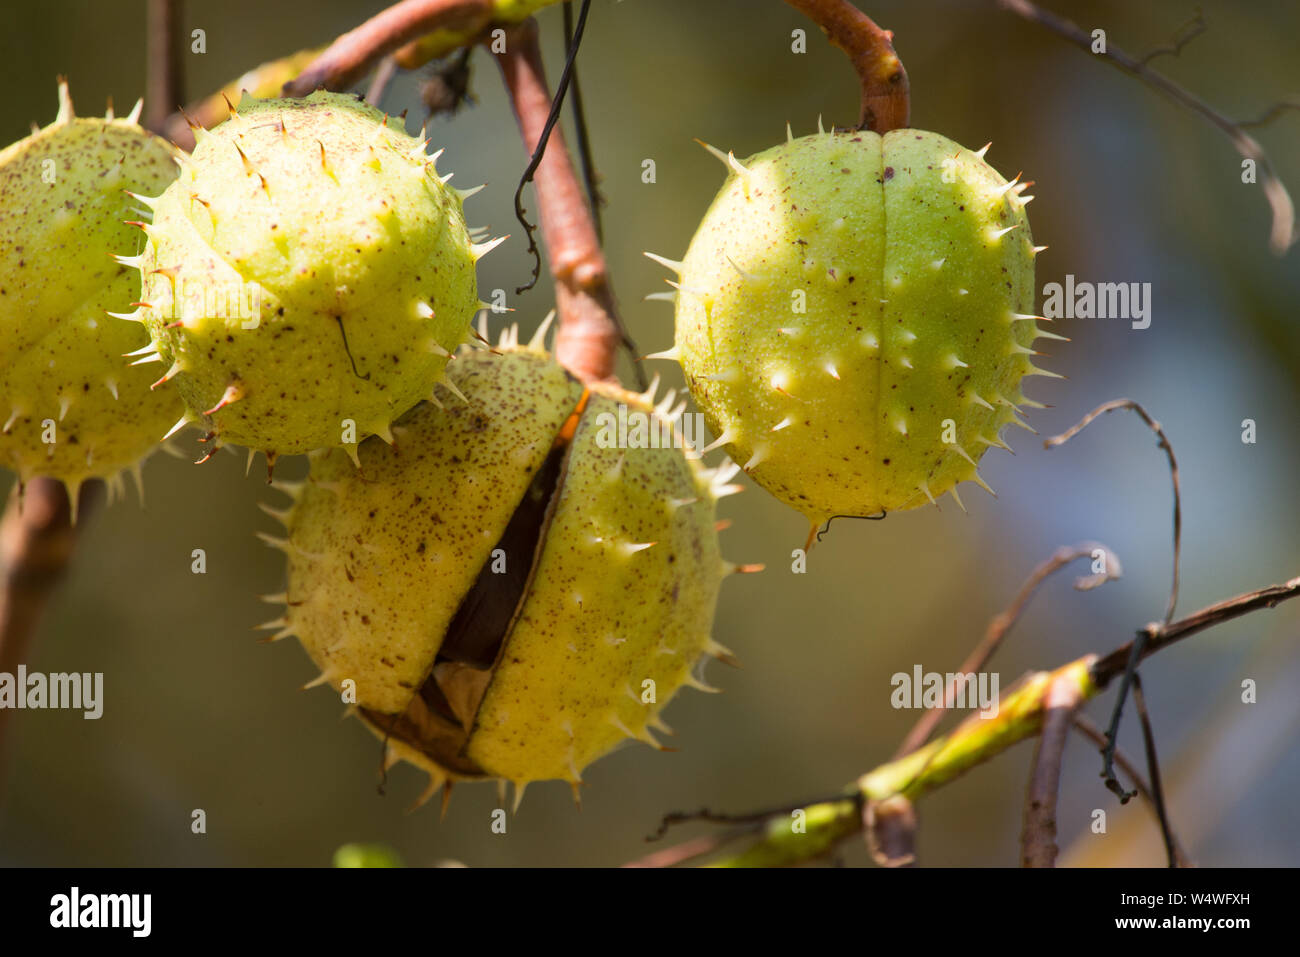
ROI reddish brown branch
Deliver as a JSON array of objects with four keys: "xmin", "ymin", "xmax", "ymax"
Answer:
[
  {"xmin": 283, "ymin": 0, "xmax": 493, "ymax": 96},
  {"xmin": 1020, "ymin": 672, "xmax": 1083, "ymax": 867},
  {"xmin": 0, "ymin": 479, "xmax": 99, "ymax": 770},
  {"xmin": 783, "ymin": 0, "xmax": 909, "ymax": 132},
  {"xmin": 495, "ymin": 19, "xmax": 622, "ymax": 384},
  {"xmin": 273, "ymin": 4, "xmax": 625, "ymax": 383},
  {"xmin": 365, "ymin": 55, "xmax": 400, "ymax": 106},
  {"xmin": 145, "ymin": 0, "xmax": 184, "ymax": 135},
  {"xmin": 1, "ymin": 2, "xmax": 165, "ymax": 774},
  {"xmin": 623, "ymin": 832, "xmax": 746, "ymax": 869}
]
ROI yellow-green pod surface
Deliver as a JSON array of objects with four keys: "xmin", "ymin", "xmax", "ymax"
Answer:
[
  {"xmin": 282, "ymin": 349, "xmax": 584, "ymax": 715},
  {"xmin": 0, "ymin": 81, "xmax": 183, "ymax": 498},
  {"xmin": 466, "ymin": 382, "xmax": 726, "ymax": 783},
  {"xmin": 133, "ymin": 91, "xmax": 496, "ymax": 459},
  {"xmin": 658, "ymin": 128, "xmax": 1055, "ymax": 532},
  {"xmin": 273, "ymin": 339, "xmax": 737, "ymax": 804}
]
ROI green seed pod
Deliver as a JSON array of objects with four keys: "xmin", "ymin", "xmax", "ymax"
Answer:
[
  {"xmin": 127, "ymin": 91, "xmax": 501, "ymax": 463},
  {"xmin": 648, "ymin": 128, "xmax": 1060, "ymax": 539},
  {"xmin": 0, "ymin": 80, "xmax": 183, "ymax": 505},
  {"xmin": 261, "ymin": 326, "xmax": 745, "ymax": 807}
]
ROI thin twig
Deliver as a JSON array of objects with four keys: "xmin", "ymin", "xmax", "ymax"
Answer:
[
  {"xmin": 623, "ymin": 831, "xmax": 750, "ymax": 868},
  {"xmin": 562, "ymin": 0, "xmax": 603, "ymax": 242},
  {"xmin": 558, "ymin": 2, "xmax": 644, "ymax": 387},
  {"xmin": 1237, "ymin": 96, "xmax": 1300, "ymax": 130},
  {"xmin": 1136, "ymin": 8, "xmax": 1207, "ymax": 67},
  {"xmin": 1130, "ymin": 674, "xmax": 1178, "ymax": 867},
  {"xmin": 895, "ymin": 540, "xmax": 1120, "ymax": 758},
  {"xmin": 783, "ymin": 0, "xmax": 909, "ymax": 132},
  {"xmin": 1095, "ymin": 574, "xmax": 1300, "ymax": 809},
  {"xmin": 283, "ymin": 0, "xmax": 498, "ymax": 96},
  {"xmin": 645, "ymin": 798, "xmax": 837, "ymax": 842},
  {"xmin": 997, "ymin": 0, "xmax": 1296, "ymax": 254},
  {"xmin": 1045, "ymin": 398, "xmax": 1180, "ymax": 801},
  {"xmin": 1045, "ymin": 399, "xmax": 1180, "ymax": 624},
  {"xmin": 1070, "ymin": 714, "xmax": 1190, "ymax": 866},
  {"xmin": 1093, "ymin": 576, "xmax": 1300, "ymax": 686},
  {"xmin": 494, "ymin": 18, "xmax": 627, "ymax": 385},
  {"xmin": 365, "ymin": 55, "xmax": 400, "ymax": 106},
  {"xmin": 1021, "ymin": 671, "xmax": 1084, "ymax": 867},
  {"xmin": 637, "ymin": 573, "xmax": 1299, "ymax": 867},
  {"xmin": 506, "ymin": 0, "xmax": 591, "ymax": 296},
  {"xmin": 145, "ymin": 0, "xmax": 184, "ymax": 135}
]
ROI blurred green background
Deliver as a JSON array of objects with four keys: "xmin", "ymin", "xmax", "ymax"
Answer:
[{"xmin": 1, "ymin": 0, "xmax": 1297, "ymax": 867}]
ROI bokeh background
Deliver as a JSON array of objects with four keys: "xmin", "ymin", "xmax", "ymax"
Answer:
[{"xmin": 1, "ymin": 0, "xmax": 1297, "ymax": 867}]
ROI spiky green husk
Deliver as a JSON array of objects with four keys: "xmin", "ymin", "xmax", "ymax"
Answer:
[
  {"xmin": 283, "ymin": 348, "xmax": 585, "ymax": 715},
  {"xmin": 655, "ymin": 129, "xmax": 1053, "ymax": 527},
  {"xmin": 464, "ymin": 378, "xmax": 727, "ymax": 784},
  {"xmin": 131, "ymin": 91, "xmax": 494, "ymax": 458},
  {"xmin": 264, "ymin": 333, "xmax": 739, "ymax": 805},
  {"xmin": 0, "ymin": 81, "xmax": 183, "ymax": 500}
]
